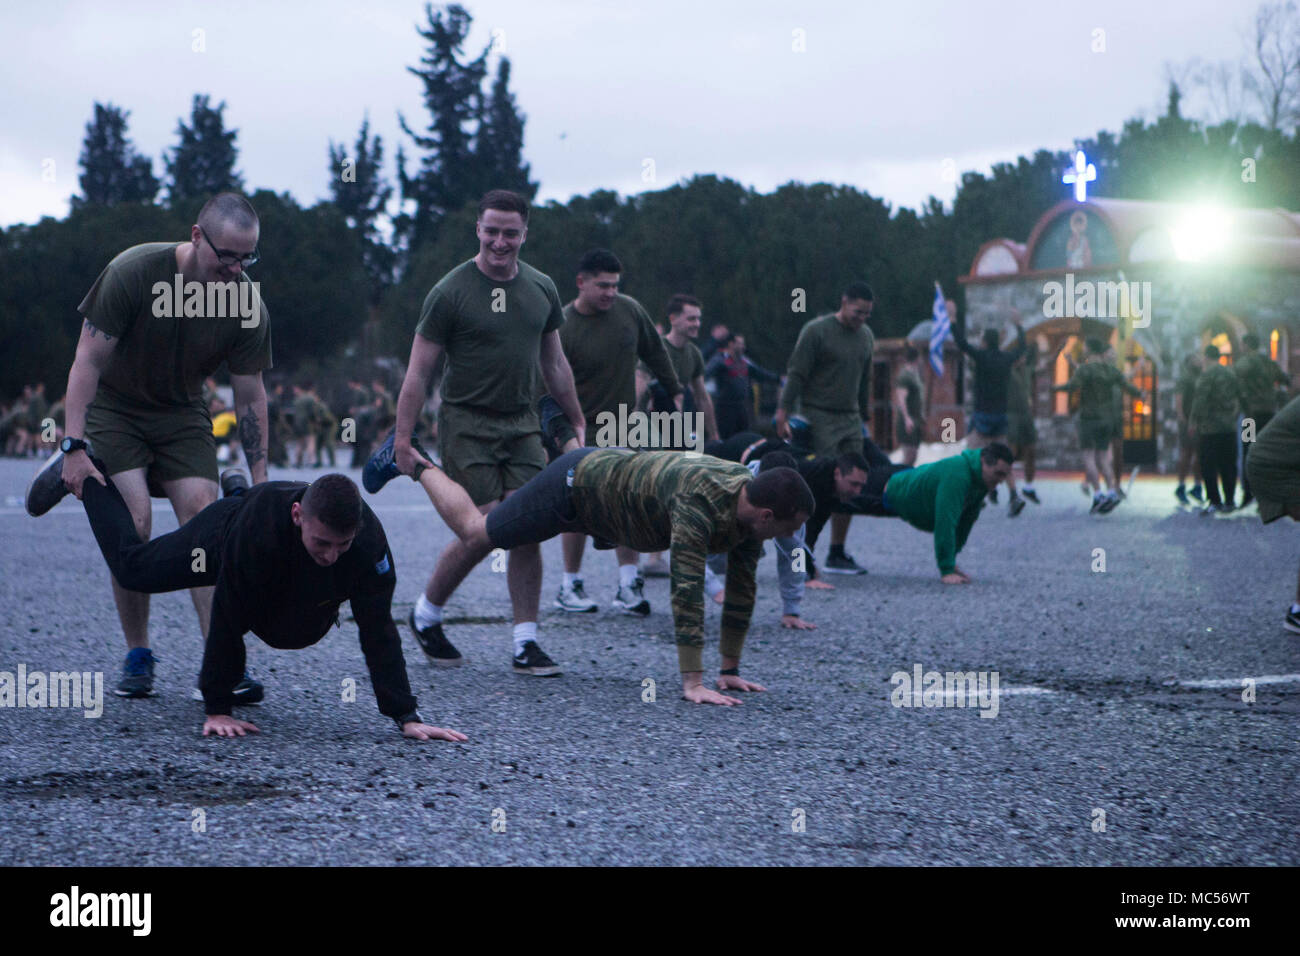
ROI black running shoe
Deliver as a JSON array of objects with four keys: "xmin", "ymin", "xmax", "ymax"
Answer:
[
  {"xmin": 220, "ymin": 468, "xmax": 250, "ymax": 497},
  {"xmin": 114, "ymin": 648, "xmax": 158, "ymax": 698},
  {"xmin": 1008, "ymin": 495, "xmax": 1026, "ymax": 517},
  {"xmin": 1175, "ymin": 485, "xmax": 1189, "ymax": 505},
  {"xmin": 232, "ymin": 670, "xmax": 264, "ymax": 703},
  {"xmin": 1089, "ymin": 495, "xmax": 1106, "ymax": 515},
  {"xmin": 1189, "ymin": 485, "xmax": 1204, "ymax": 502},
  {"xmin": 513, "ymin": 640, "xmax": 561, "ymax": 676},
  {"xmin": 1022, "ymin": 489, "xmax": 1041, "ymax": 504},
  {"xmin": 823, "ymin": 552, "xmax": 868, "ymax": 575},
  {"xmin": 1097, "ymin": 492, "xmax": 1121, "ymax": 514},
  {"xmin": 408, "ymin": 610, "xmax": 464, "ymax": 667},
  {"xmin": 1285, "ymin": 608, "xmax": 1300, "ymax": 635},
  {"xmin": 25, "ymin": 451, "xmax": 71, "ymax": 516}
]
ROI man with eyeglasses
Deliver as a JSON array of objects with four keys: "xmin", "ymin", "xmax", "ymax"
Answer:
[{"xmin": 26, "ymin": 192, "xmax": 273, "ymax": 703}]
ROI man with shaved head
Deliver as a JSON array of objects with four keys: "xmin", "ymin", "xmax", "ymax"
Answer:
[{"xmin": 26, "ymin": 192, "xmax": 273, "ymax": 703}]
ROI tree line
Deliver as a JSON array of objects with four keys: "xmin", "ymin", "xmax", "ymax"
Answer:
[{"xmin": 3, "ymin": 2, "xmax": 1298, "ymax": 399}]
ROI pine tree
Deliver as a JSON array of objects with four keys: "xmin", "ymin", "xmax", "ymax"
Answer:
[
  {"xmin": 73, "ymin": 102, "xmax": 159, "ymax": 208},
  {"xmin": 396, "ymin": 3, "xmax": 488, "ymax": 250},
  {"xmin": 475, "ymin": 58, "xmax": 537, "ymax": 198},
  {"xmin": 165, "ymin": 94, "xmax": 244, "ymax": 207},
  {"xmin": 329, "ymin": 116, "xmax": 396, "ymax": 306}
]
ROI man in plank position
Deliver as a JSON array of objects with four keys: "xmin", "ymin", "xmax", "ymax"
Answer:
[{"xmin": 369, "ymin": 443, "xmax": 813, "ymax": 705}]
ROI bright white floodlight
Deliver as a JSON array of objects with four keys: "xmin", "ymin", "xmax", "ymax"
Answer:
[{"xmin": 1169, "ymin": 205, "xmax": 1231, "ymax": 262}]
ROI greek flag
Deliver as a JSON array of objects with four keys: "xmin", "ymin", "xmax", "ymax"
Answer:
[{"xmin": 930, "ymin": 282, "xmax": 950, "ymax": 376}]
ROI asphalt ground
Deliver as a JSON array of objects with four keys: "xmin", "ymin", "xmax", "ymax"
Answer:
[{"xmin": 1, "ymin": 457, "xmax": 1296, "ymax": 865}]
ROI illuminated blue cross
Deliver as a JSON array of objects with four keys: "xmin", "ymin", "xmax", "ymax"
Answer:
[{"xmin": 1062, "ymin": 150, "xmax": 1097, "ymax": 202}]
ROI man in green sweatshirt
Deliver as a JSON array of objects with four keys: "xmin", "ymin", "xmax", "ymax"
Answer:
[{"xmin": 880, "ymin": 443, "xmax": 1014, "ymax": 583}]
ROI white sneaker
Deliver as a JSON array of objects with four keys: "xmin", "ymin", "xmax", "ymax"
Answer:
[
  {"xmin": 554, "ymin": 579, "xmax": 597, "ymax": 613},
  {"xmin": 612, "ymin": 578, "xmax": 651, "ymax": 616}
]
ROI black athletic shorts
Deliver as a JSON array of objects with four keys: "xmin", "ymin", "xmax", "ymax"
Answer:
[{"xmin": 485, "ymin": 447, "xmax": 600, "ymax": 550}]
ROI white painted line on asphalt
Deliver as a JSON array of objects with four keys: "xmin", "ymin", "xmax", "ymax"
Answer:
[{"xmin": 1170, "ymin": 674, "xmax": 1300, "ymax": 689}]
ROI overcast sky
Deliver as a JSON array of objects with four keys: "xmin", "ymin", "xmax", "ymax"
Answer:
[{"xmin": 0, "ymin": 0, "xmax": 1252, "ymax": 228}]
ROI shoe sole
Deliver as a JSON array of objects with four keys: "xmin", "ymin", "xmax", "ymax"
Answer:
[
  {"xmin": 554, "ymin": 600, "xmax": 598, "ymax": 613},
  {"xmin": 613, "ymin": 603, "xmax": 651, "ymax": 616},
  {"xmin": 513, "ymin": 665, "xmax": 562, "ymax": 676},
  {"xmin": 25, "ymin": 453, "xmax": 69, "ymax": 517},
  {"xmin": 427, "ymin": 656, "xmax": 464, "ymax": 668},
  {"xmin": 113, "ymin": 687, "xmax": 155, "ymax": 698},
  {"xmin": 821, "ymin": 567, "xmax": 867, "ymax": 575},
  {"xmin": 1284, "ymin": 619, "xmax": 1300, "ymax": 635}
]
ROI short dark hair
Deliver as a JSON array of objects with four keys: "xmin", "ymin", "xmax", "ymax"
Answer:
[
  {"xmin": 834, "ymin": 451, "xmax": 871, "ymax": 476},
  {"xmin": 577, "ymin": 248, "xmax": 622, "ymax": 276},
  {"xmin": 757, "ymin": 450, "xmax": 798, "ymax": 473},
  {"xmin": 1204, "ymin": 343, "xmax": 1221, "ymax": 360},
  {"xmin": 842, "ymin": 281, "xmax": 874, "ymax": 303},
  {"xmin": 980, "ymin": 442, "xmax": 1014, "ymax": 466},
  {"xmin": 478, "ymin": 189, "xmax": 529, "ymax": 223},
  {"xmin": 301, "ymin": 474, "xmax": 363, "ymax": 534},
  {"xmin": 982, "ymin": 328, "xmax": 1001, "ymax": 349},
  {"xmin": 904, "ymin": 345, "xmax": 919, "ymax": 362},
  {"xmin": 1086, "ymin": 337, "xmax": 1108, "ymax": 355},
  {"xmin": 747, "ymin": 467, "xmax": 816, "ymax": 521},
  {"xmin": 666, "ymin": 293, "xmax": 701, "ymax": 319},
  {"xmin": 1243, "ymin": 332, "xmax": 1261, "ymax": 350},
  {"xmin": 197, "ymin": 192, "xmax": 258, "ymax": 233}
]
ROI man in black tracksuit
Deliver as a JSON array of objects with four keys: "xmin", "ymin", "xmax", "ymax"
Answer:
[
  {"xmin": 954, "ymin": 316, "xmax": 1027, "ymax": 513},
  {"xmin": 76, "ymin": 466, "xmax": 466, "ymax": 742}
]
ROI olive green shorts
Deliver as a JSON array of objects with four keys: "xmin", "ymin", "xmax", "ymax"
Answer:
[
  {"xmin": 1077, "ymin": 417, "xmax": 1114, "ymax": 451},
  {"xmin": 1006, "ymin": 415, "xmax": 1037, "ymax": 447},
  {"xmin": 803, "ymin": 407, "xmax": 864, "ymax": 458},
  {"xmin": 85, "ymin": 397, "xmax": 218, "ymax": 487},
  {"xmin": 438, "ymin": 402, "xmax": 547, "ymax": 507}
]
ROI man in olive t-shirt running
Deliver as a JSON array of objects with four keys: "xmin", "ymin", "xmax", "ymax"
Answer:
[
  {"xmin": 26, "ymin": 192, "xmax": 272, "ymax": 702},
  {"xmin": 390, "ymin": 189, "xmax": 585, "ymax": 677}
]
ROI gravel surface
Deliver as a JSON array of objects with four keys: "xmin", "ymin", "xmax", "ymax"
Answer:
[{"xmin": 1, "ymin": 458, "xmax": 1296, "ymax": 865}]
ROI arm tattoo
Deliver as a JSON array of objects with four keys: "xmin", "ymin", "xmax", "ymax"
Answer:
[
  {"xmin": 238, "ymin": 407, "xmax": 266, "ymax": 466},
  {"xmin": 83, "ymin": 319, "xmax": 115, "ymax": 342}
]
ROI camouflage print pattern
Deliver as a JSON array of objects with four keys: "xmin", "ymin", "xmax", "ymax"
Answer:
[
  {"xmin": 1191, "ymin": 364, "xmax": 1243, "ymax": 435},
  {"xmin": 1233, "ymin": 351, "xmax": 1288, "ymax": 416},
  {"xmin": 570, "ymin": 449, "xmax": 762, "ymax": 672}
]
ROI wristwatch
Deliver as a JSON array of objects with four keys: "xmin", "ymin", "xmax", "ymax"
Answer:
[{"xmin": 61, "ymin": 437, "xmax": 89, "ymax": 454}]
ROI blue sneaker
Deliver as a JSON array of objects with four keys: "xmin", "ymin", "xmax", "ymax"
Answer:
[
  {"xmin": 115, "ymin": 648, "xmax": 158, "ymax": 698},
  {"xmin": 363, "ymin": 430, "xmax": 434, "ymax": 494}
]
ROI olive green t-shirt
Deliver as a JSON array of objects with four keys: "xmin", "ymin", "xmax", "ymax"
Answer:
[
  {"xmin": 779, "ymin": 313, "xmax": 874, "ymax": 417},
  {"xmin": 77, "ymin": 243, "xmax": 273, "ymax": 411},
  {"xmin": 661, "ymin": 337, "xmax": 705, "ymax": 389},
  {"xmin": 559, "ymin": 294, "xmax": 680, "ymax": 422},
  {"xmin": 896, "ymin": 365, "xmax": 925, "ymax": 421},
  {"xmin": 415, "ymin": 258, "xmax": 565, "ymax": 414}
]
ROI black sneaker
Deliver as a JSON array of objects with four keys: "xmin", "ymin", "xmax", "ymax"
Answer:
[
  {"xmin": 988, "ymin": 487, "xmax": 999, "ymax": 505},
  {"xmin": 1008, "ymin": 495, "xmax": 1026, "ymax": 517},
  {"xmin": 233, "ymin": 670, "xmax": 264, "ymax": 703},
  {"xmin": 513, "ymin": 640, "xmax": 561, "ymax": 676},
  {"xmin": 1189, "ymin": 485, "xmax": 1204, "ymax": 502},
  {"xmin": 613, "ymin": 577, "xmax": 651, "ymax": 616},
  {"xmin": 1285, "ymin": 608, "xmax": 1300, "ymax": 635},
  {"xmin": 114, "ymin": 648, "xmax": 158, "ymax": 698},
  {"xmin": 1089, "ymin": 495, "xmax": 1106, "ymax": 515},
  {"xmin": 363, "ymin": 429, "xmax": 435, "ymax": 494},
  {"xmin": 407, "ymin": 610, "xmax": 464, "ymax": 667},
  {"xmin": 1097, "ymin": 492, "xmax": 1121, "ymax": 514},
  {"xmin": 1175, "ymin": 485, "xmax": 1189, "ymax": 505},
  {"xmin": 220, "ymin": 468, "xmax": 250, "ymax": 497},
  {"xmin": 823, "ymin": 552, "xmax": 868, "ymax": 575},
  {"xmin": 25, "ymin": 451, "xmax": 71, "ymax": 516},
  {"xmin": 1022, "ymin": 489, "xmax": 1041, "ymax": 504}
]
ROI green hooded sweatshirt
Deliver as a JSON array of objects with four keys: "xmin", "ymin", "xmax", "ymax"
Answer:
[{"xmin": 883, "ymin": 448, "xmax": 988, "ymax": 575}]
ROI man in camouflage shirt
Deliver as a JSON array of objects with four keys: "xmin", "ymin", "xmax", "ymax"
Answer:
[
  {"xmin": 376, "ymin": 447, "xmax": 813, "ymax": 705},
  {"xmin": 1053, "ymin": 338, "xmax": 1144, "ymax": 515},
  {"xmin": 1190, "ymin": 343, "xmax": 1244, "ymax": 513},
  {"xmin": 1235, "ymin": 332, "xmax": 1290, "ymax": 508}
]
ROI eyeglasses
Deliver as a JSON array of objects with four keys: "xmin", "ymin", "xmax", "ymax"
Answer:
[{"xmin": 200, "ymin": 227, "xmax": 260, "ymax": 268}]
